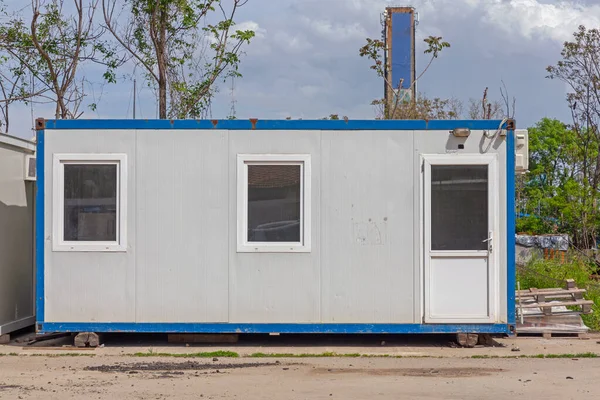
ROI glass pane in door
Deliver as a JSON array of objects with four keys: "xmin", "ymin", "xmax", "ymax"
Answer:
[{"xmin": 431, "ymin": 165, "xmax": 488, "ymax": 251}]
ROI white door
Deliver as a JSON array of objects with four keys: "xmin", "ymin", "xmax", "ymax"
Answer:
[{"xmin": 423, "ymin": 154, "xmax": 498, "ymax": 323}]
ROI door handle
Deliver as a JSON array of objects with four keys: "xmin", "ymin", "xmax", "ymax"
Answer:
[{"xmin": 483, "ymin": 232, "xmax": 493, "ymax": 252}]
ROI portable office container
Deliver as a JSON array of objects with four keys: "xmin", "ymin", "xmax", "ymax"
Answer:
[
  {"xmin": 0, "ymin": 134, "xmax": 36, "ymax": 338},
  {"xmin": 35, "ymin": 119, "xmax": 523, "ymax": 335}
]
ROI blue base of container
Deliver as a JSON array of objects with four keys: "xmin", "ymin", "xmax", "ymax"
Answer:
[{"xmin": 37, "ymin": 322, "xmax": 512, "ymax": 335}]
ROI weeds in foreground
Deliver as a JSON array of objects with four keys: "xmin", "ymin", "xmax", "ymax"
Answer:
[
  {"xmin": 472, "ymin": 353, "xmax": 598, "ymax": 359},
  {"xmin": 249, "ymin": 352, "xmax": 362, "ymax": 358},
  {"xmin": 517, "ymin": 257, "xmax": 600, "ymax": 331},
  {"xmin": 133, "ymin": 350, "xmax": 239, "ymax": 358},
  {"xmin": 29, "ymin": 353, "xmax": 96, "ymax": 357},
  {"xmin": 0, "ymin": 353, "xmax": 95, "ymax": 357}
]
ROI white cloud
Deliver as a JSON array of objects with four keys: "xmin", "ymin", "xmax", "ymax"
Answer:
[
  {"xmin": 300, "ymin": 16, "xmax": 368, "ymax": 42},
  {"xmin": 418, "ymin": 0, "xmax": 600, "ymax": 42},
  {"xmin": 482, "ymin": 0, "xmax": 600, "ymax": 41},
  {"xmin": 236, "ymin": 21, "xmax": 267, "ymax": 39}
]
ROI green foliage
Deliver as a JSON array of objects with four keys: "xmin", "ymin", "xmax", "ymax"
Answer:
[
  {"xmin": 359, "ymin": 35, "xmax": 450, "ymax": 78},
  {"xmin": 547, "ymin": 25, "xmax": 600, "ymax": 133},
  {"xmin": 370, "ymin": 94, "xmax": 462, "ymax": 120},
  {"xmin": 249, "ymin": 352, "xmax": 395, "ymax": 358},
  {"xmin": 133, "ymin": 350, "xmax": 239, "ymax": 358},
  {"xmin": 515, "ymin": 215, "xmax": 553, "ymax": 235},
  {"xmin": 471, "ymin": 354, "xmax": 599, "ymax": 358},
  {"xmin": 540, "ymin": 26, "xmax": 600, "ymax": 248},
  {"xmin": 28, "ymin": 353, "xmax": 96, "ymax": 357},
  {"xmin": 583, "ymin": 287, "xmax": 600, "ymax": 331},
  {"xmin": 423, "ymin": 36, "xmax": 450, "ymax": 58},
  {"xmin": 517, "ymin": 118, "xmax": 600, "ymax": 245},
  {"xmin": 359, "ymin": 34, "xmax": 451, "ymax": 119},
  {"xmin": 535, "ymin": 352, "xmax": 598, "ymax": 358},
  {"xmin": 0, "ymin": 0, "xmax": 122, "ymax": 120},
  {"xmin": 105, "ymin": 0, "xmax": 254, "ymax": 118},
  {"xmin": 321, "ymin": 114, "xmax": 348, "ymax": 120},
  {"xmin": 517, "ymin": 257, "xmax": 594, "ymax": 289},
  {"xmin": 517, "ymin": 257, "xmax": 600, "ymax": 331},
  {"xmin": 358, "ymin": 37, "xmax": 386, "ymax": 78}
]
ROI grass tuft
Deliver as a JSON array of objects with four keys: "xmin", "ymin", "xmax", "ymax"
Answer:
[
  {"xmin": 29, "ymin": 353, "xmax": 95, "ymax": 357},
  {"xmin": 472, "ymin": 353, "xmax": 598, "ymax": 359},
  {"xmin": 531, "ymin": 352, "xmax": 598, "ymax": 359},
  {"xmin": 132, "ymin": 350, "xmax": 239, "ymax": 358},
  {"xmin": 249, "ymin": 352, "xmax": 401, "ymax": 358}
]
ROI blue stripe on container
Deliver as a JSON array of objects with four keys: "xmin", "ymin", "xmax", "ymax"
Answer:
[
  {"xmin": 507, "ymin": 128, "xmax": 516, "ymax": 327},
  {"xmin": 42, "ymin": 119, "xmax": 507, "ymax": 131},
  {"xmin": 38, "ymin": 322, "xmax": 511, "ymax": 334},
  {"xmin": 35, "ymin": 129, "xmax": 45, "ymax": 325}
]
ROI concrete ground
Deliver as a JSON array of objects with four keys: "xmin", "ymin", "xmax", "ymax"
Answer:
[{"xmin": 1, "ymin": 332, "xmax": 599, "ymax": 399}]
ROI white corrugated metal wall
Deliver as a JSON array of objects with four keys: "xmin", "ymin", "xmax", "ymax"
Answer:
[{"xmin": 43, "ymin": 129, "xmax": 507, "ymax": 324}]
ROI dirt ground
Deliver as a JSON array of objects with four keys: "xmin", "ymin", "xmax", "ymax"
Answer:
[
  {"xmin": 0, "ymin": 355, "xmax": 599, "ymax": 399},
  {"xmin": 1, "ymin": 333, "xmax": 600, "ymax": 399}
]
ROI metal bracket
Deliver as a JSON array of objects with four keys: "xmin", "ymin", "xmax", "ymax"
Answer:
[{"xmin": 35, "ymin": 118, "xmax": 45, "ymax": 130}]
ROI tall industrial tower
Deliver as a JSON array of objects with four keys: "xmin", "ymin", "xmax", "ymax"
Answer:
[{"xmin": 383, "ymin": 7, "xmax": 417, "ymax": 106}]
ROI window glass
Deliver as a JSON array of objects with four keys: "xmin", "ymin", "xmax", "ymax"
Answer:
[
  {"xmin": 431, "ymin": 165, "xmax": 488, "ymax": 251},
  {"xmin": 247, "ymin": 164, "xmax": 301, "ymax": 242},
  {"xmin": 63, "ymin": 164, "xmax": 118, "ymax": 241}
]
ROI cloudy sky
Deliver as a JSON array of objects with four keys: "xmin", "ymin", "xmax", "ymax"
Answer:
[{"xmin": 7, "ymin": 0, "xmax": 600, "ymax": 139}]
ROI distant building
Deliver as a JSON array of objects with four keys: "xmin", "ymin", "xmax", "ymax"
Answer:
[{"xmin": 0, "ymin": 134, "xmax": 35, "ymax": 340}]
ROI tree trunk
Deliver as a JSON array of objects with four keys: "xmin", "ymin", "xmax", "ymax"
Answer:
[
  {"xmin": 593, "ymin": 143, "xmax": 600, "ymax": 191},
  {"xmin": 158, "ymin": 70, "xmax": 167, "ymax": 118},
  {"xmin": 157, "ymin": 6, "xmax": 168, "ymax": 119}
]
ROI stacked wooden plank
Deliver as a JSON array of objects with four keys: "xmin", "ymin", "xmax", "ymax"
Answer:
[{"xmin": 516, "ymin": 279, "xmax": 593, "ymax": 338}]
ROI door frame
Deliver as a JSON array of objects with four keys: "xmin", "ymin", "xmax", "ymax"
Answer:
[{"xmin": 421, "ymin": 153, "xmax": 500, "ymax": 323}]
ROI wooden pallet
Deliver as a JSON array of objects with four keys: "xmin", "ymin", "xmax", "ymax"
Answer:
[
  {"xmin": 516, "ymin": 279, "xmax": 593, "ymax": 316},
  {"xmin": 516, "ymin": 280, "xmax": 593, "ymax": 338},
  {"xmin": 515, "ymin": 331, "xmax": 588, "ymax": 339}
]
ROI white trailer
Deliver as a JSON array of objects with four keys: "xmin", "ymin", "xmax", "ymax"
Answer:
[
  {"xmin": 35, "ymin": 118, "xmax": 527, "ymax": 335},
  {"xmin": 0, "ymin": 134, "xmax": 36, "ymax": 340}
]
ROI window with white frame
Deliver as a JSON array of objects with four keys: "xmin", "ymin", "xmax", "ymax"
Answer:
[
  {"xmin": 237, "ymin": 154, "xmax": 311, "ymax": 252},
  {"xmin": 53, "ymin": 154, "xmax": 127, "ymax": 252}
]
